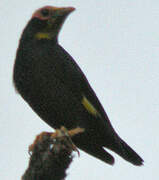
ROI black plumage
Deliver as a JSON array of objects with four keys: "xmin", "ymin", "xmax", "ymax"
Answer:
[{"xmin": 13, "ymin": 6, "xmax": 143, "ymax": 165}]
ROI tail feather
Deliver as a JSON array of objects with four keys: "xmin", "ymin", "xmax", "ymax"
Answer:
[
  {"xmin": 106, "ymin": 136, "xmax": 144, "ymax": 166},
  {"xmin": 80, "ymin": 145, "xmax": 115, "ymax": 165}
]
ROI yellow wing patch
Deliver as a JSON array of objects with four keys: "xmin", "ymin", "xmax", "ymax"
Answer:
[
  {"xmin": 35, "ymin": 32, "xmax": 52, "ymax": 40},
  {"xmin": 82, "ymin": 96, "xmax": 100, "ymax": 117}
]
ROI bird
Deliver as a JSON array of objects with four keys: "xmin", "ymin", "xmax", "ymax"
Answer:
[{"xmin": 13, "ymin": 6, "xmax": 143, "ymax": 166}]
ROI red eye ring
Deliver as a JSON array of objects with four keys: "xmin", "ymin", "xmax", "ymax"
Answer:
[{"xmin": 41, "ymin": 9, "xmax": 50, "ymax": 17}]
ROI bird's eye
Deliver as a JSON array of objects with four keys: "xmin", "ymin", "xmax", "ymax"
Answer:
[{"xmin": 41, "ymin": 9, "xmax": 50, "ymax": 17}]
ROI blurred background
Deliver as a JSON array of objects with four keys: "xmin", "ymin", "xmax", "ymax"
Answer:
[{"xmin": 0, "ymin": 0, "xmax": 159, "ymax": 179}]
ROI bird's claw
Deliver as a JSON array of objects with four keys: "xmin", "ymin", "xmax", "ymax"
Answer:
[
  {"xmin": 29, "ymin": 127, "xmax": 84, "ymax": 156},
  {"xmin": 51, "ymin": 126, "xmax": 84, "ymax": 156}
]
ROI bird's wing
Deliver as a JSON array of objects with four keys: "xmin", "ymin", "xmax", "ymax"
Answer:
[{"xmin": 55, "ymin": 45, "xmax": 114, "ymax": 129}]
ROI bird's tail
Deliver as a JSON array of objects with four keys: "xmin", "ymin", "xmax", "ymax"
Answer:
[
  {"xmin": 79, "ymin": 145, "xmax": 115, "ymax": 165},
  {"xmin": 105, "ymin": 136, "xmax": 144, "ymax": 166}
]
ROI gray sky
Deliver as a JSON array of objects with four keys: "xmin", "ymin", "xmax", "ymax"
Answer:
[{"xmin": 0, "ymin": 0, "xmax": 159, "ymax": 179}]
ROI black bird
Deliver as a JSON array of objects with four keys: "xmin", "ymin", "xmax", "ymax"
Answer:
[{"xmin": 13, "ymin": 6, "xmax": 143, "ymax": 165}]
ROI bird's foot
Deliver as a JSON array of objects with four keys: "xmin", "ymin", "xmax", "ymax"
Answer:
[
  {"xmin": 51, "ymin": 126, "xmax": 84, "ymax": 156},
  {"xmin": 29, "ymin": 127, "xmax": 84, "ymax": 156}
]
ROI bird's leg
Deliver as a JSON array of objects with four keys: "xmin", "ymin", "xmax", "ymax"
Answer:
[
  {"xmin": 51, "ymin": 126, "xmax": 85, "ymax": 156},
  {"xmin": 29, "ymin": 127, "xmax": 85, "ymax": 156}
]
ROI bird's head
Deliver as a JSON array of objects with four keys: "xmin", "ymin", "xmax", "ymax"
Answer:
[{"xmin": 21, "ymin": 6, "xmax": 75, "ymax": 42}]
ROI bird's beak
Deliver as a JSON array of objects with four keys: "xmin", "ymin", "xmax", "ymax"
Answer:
[
  {"xmin": 50, "ymin": 7, "xmax": 75, "ymax": 20},
  {"xmin": 47, "ymin": 7, "xmax": 75, "ymax": 37},
  {"xmin": 53, "ymin": 7, "xmax": 75, "ymax": 16}
]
